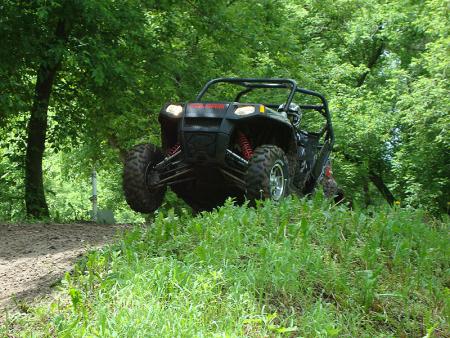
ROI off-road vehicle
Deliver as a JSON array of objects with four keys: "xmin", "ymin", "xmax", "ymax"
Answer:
[{"xmin": 123, "ymin": 78, "xmax": 336, "ymax": 213}]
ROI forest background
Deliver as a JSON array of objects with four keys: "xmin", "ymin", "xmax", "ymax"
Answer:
[{"xmin": 0, "ymin": 0, "xmax": 448, "ymax": 221}]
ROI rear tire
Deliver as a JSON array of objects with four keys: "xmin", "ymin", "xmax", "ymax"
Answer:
[
  {"xmin": 123, "ymin": 143, "xmax": 166, "ymax": 213},
  {"xmin": 245, "ymin": 145, "xmax": 290, "ymax": 202}
]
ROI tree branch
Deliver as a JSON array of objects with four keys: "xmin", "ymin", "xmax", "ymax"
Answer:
[
  {"xmin": 340, "ymin": 151, "xmax": 395, "ymax": 206},
  {"xmin": 356, "ymin": 41, "xmax": 385, "ymax": 87},
  {"xmin": 368, "ymin": 170, "xmax": 395, "ymax": 206}
]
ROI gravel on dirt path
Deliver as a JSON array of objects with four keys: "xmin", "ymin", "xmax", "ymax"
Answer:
[{"xmin": 0, "ymin": 223, "xmax": 128, "ymax": 320}]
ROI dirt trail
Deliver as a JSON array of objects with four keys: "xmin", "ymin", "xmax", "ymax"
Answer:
[{"xmin": 0, "ymin": 223, "xmax": 127, "ymax": 320}]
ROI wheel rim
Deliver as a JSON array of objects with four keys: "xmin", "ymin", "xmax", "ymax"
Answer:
[{"xmin": 269, "ymin": 161, "xmax": 285, "ymax": 201}]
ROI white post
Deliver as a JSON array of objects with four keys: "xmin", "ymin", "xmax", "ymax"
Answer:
[{"xmin": 91, "ymin": 169, "xmax": 98, "ymax": 222}]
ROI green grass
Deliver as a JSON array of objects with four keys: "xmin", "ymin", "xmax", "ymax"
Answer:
[{"xmin": 2, "ymin": 196, "xmax": 449, "ymax": 337}]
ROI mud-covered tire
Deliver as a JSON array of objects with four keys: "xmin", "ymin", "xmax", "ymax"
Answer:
[
  {"xmin": 123, "ymin": 143, "xmax": 166, "ymax": 213},
  {"xmin": 245, "ymin": 145, "xmax": 290, "ymax": 202}
]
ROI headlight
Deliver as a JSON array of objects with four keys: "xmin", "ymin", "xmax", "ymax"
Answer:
[
  {"xmin": 166, "ymin": 104, "xmax": 183, "ymax": 117},
  {"xmin": 234, "ymin": 106, "xmax": 255, "ymax": 116}
]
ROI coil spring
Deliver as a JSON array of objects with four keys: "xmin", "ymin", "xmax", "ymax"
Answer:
[
  {"xmin": 167, "ymin": 143, "xmax": 181, "ymax": 156},
  {"xmin": 238, "ymin": 132, "xmax": 253, "ymax": 160}
]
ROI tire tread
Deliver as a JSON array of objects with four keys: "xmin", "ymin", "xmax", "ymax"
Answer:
[
  {"xmin": 245, "ymin": 145, "xmax": 289, "ymax": 201},
  {"xmin": 123, "ymin": 143, "xmax": 166, "ymax": 213}
]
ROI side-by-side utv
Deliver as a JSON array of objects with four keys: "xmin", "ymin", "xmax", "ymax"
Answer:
[{"xmin": 123, "ymin": 78, "xmax": 336, "ymax": 213}]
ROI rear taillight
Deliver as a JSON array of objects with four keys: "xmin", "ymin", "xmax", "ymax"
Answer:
[{"xmin": 189, "ymin": 103, "xmax": 225, "ymax": 109}]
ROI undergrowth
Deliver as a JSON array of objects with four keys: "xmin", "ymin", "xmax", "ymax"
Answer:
[{"xmin": 2, "ymin": 195, "xmax": 449, "ymax": 337}]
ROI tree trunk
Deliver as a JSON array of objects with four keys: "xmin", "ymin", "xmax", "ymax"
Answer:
[
  {"xmin": 351, "ymin": 33, "xmax": 390, "ymax": 205},
  {"xmin": 24, "ymin": 19, "xmax": 69, "ymax": 218},
  {"xmin": 368, "ymin": 170, "xmax": 395, "ymax": 206},
  {"xmin": 25, "ymin": 65, "xmax": 57, "ymax": 217},
  {"xmin": 363, "ymin": 180, "xmax": 371, "ymax": 207}
]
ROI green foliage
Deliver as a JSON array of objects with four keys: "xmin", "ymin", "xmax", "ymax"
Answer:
[
  {"xmin": 391, "ymin": 3, "xmax": 450, "ymax": 213},
  {"xmin": 0, "ymin": 0, "xmax": 449, "ymax": 219},
  {"xmin": 2, "ymin": 198, "xmax": 448, "ymax": 336}
]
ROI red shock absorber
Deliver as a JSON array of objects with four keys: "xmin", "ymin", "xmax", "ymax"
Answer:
[
  {"xmin": 238, "ymin": 131, "xmax": 253, "ymax": 160},
  {"xmin": 167, "ymin": 143, "xmax": 181, "ymax": 156}
]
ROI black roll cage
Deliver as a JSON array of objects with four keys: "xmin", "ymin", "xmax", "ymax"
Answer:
[{"xmin": 196, "ymin": 78, "xmax": 334, "ymax": 144}]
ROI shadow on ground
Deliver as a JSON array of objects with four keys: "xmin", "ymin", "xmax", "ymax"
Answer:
[{"xmin": 0, "ymin": 223, "xmax": 129, "ymax": 320}]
